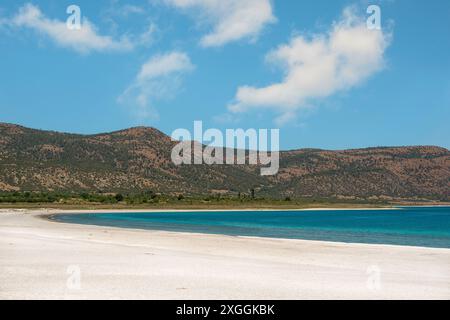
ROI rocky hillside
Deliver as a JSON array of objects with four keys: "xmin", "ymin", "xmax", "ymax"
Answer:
[{"xmin": 0, "ymin": 123, "xmax": 449, "ymax": 201}]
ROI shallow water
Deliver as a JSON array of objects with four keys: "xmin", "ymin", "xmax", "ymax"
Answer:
[{"xmin": 54, "ymin": 206, "xmax": 450, "ymax": 248}]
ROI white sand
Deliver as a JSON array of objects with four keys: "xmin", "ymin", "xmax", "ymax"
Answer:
[{"xmin": 1, "ymin": 209, "xmax": 449, "ymax": 300}]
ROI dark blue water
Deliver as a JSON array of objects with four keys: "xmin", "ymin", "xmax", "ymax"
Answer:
[{"xmin": 53, "ymin": 207, "xmax": 450, "ymax": 248}]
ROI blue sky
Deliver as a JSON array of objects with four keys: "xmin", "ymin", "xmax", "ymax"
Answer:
[{"xmin": 0, "ymin": 0, "xmax": 449, "ymax": 150}]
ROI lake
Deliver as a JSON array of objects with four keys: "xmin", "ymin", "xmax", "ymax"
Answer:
[{"xmin": 53, "ymin": 206, "xmax": 450, "ymax": 248}]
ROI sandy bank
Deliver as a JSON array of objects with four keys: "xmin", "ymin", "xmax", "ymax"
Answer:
[{"xmin": 1, "ymin": 209, "xmax": 449, "ymax": 299}]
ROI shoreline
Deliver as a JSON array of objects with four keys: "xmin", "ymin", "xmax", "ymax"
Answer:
[
  {"xmin": 10, "ymin": 205, "xmax": 404, "ymax": 216},
  {"xmin": 24, "ymin": 208, "xmax": 441, "ymax": 250},
  {"xmin": 2, "ymin": 200, "xmax": 449, "ymax": 212},
  {"xmin": 44, "ymin": 207, "xmax": 449, "ymax": 251},
  {"xmin": 1, "ymin": 209, "xmax": 449, "ymax": 299}
]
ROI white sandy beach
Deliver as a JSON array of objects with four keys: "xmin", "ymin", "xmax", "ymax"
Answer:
[{"xmin": 1, "ymin": 209, "xmax": 449, "ymax": 300}]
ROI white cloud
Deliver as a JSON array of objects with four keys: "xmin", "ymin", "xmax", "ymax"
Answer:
[
  {"xmin": 164, "ymin": 0, "xmax": 276, "ymax": 47},
  {"xmin": 118, "ymin": 51, "xmax": 194, "ymax": 121},
  {"xmin": 228, "ymin": 7, "xmax": 392, "ymax": 124},
  {"xmin": 8, "ymin": 3, "xmax": 133, "ymax": 54}
]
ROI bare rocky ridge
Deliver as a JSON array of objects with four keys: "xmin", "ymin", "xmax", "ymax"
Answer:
[{"xmin": 0, "ymin": 122, "xmax": 449, "ymax": 201}]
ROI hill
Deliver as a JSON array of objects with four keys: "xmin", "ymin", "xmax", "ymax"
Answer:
[{"xmin": 0, "ymin": 123, "xmax": 448, "ymax": 202}]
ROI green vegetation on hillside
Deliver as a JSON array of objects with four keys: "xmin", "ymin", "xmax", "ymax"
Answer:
[{"xmin": 0, "ymin": 191, "xmax": 391, "ymax": 207}]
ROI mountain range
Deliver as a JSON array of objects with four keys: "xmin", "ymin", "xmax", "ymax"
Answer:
[{"xmin": 0, "ymin": 122, "xmax": 449, "ymax": 202}]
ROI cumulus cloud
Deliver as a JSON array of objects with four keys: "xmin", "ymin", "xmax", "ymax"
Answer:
[
  {"xmin": 118, "ymin": 51, "xmax": 194, "ymax": 120},
  {"xmin": 164, "ymin": 0, "xmax": 276, "ymax": 47},
  {"xmin": 6, "ymin": 3, "xmax": 134, "ymax": 54},
  {"xmin": 228, "ymin": 7, "xmax": 392, "ymax": 125}
]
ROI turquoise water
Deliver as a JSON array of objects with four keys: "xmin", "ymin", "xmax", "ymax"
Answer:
[{"xmin": 53, "ymin": 207, "xmax": 450, "ymax": 248}]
